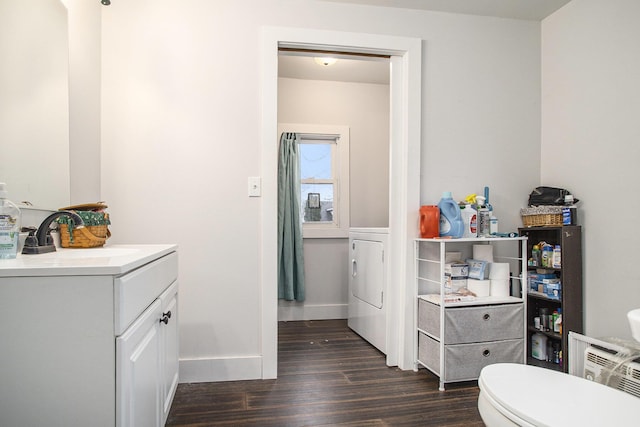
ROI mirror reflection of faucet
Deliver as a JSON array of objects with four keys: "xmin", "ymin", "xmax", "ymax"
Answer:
[{"xmin": 21, "ymin": 211, "xmax": 85, "ymax": 254}]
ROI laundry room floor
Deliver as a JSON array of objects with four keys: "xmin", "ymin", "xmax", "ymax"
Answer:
[{"xmin": 166, "ymin": 319, "xmax": 484, "ymax": 426}]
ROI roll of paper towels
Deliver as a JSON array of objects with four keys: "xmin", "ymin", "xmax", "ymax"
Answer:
[
  {"xmin": 467, "ymin": 279, "xmax": 490, "ymax": 297},
  {"xmin": 473, "ymin": 244, "xmax": 494, "ymax": 262},
  {"xmin": 445, "ymin": 251, "xmax": 462, "ymax": 263},
  {"xmin": 490, "ymin": 279, "xmax": 510, "ymax": 297},
  {"xmin": 489, "ymin": 262, "xmax": 510, "ymax": 280}
]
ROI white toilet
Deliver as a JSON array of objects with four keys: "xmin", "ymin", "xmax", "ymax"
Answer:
[{"xmin": 478, "ymin": 363, "xmax": 640, "ymax": 426}]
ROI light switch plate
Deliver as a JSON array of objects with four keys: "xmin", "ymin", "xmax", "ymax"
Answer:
[{"xmin": 248, "ymin": 176, "xmax": 261, "ymax": 197}]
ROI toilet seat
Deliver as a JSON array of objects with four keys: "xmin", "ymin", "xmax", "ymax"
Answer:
[{"xmin": 478, "ymin": 363, "xmax": 640, "ymax": 427}]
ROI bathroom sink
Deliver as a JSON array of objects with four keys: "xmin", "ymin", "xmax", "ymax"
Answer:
[
  {"xmin": 0, "ymin": 244, "xmax": 177, "ymax": 277},
  {"xmin": 46, "ymin": 247, "xmax": 141, "ymax": 259}
]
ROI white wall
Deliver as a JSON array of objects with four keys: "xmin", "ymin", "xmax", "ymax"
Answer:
[
  {"xmin": 279, "ymin": 77, "xmax": 391, "ymax": 228},
  {"xmin": 418, "ymin": 15, "xmax": 541, "ymax": 228},
  {"xmin": 98, "ymin": 0, "xmax": 541, "ymax": 382},
  {"xmin": 277, "ymin": 238, "xmax": 349, "ymax": 321},
  {"xmin": 542, "ymin": 0, "xmax": 640, "ymax": 339},
  {"xmin": 277, "ymin": 76, "xmax": 390, "ymax": 321}
]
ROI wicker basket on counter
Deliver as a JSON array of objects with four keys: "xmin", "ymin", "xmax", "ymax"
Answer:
[
  {"xmin": 57, "ymin": 211, "xmax": 111, "ymax": 248},
  {"xmin": 520, "ymin": 206, "xmax": 563, "ymax": 227}
]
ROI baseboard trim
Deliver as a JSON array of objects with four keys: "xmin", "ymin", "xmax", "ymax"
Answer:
[
  {"xmin": 277, "ymin": 303, "xmax": 348, "ymax": 321},
  {"xmin": 179, "ymin": 355, "xmax": 262, "ymax": 383},
  {"xmin": 179, "ymin": 304, "xmax": 349, "ymax": 383}
]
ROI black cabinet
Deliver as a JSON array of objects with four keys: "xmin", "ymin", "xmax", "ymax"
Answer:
[{"xmin": 518, "ymin": 226, "xmax": 583, "ymax": 372}]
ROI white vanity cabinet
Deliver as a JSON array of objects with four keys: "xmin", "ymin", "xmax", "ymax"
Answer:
[
  {"xmin": 159, "ymin": 281, "xmax": 179, "ymax": 422},
  {"xmin": 117, "ymin": 281, "xmax": 179, "ymax": 427},
  {"xmin": 0, "ymin": 245, "xmax": 178, "ymax": 427},
  {"xmin": 117, "ymin": 299, "xmax": 163, "ymax": 427}
]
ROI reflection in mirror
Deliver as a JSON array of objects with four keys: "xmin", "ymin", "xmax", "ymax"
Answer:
[{"xmin": 0, "ymin": 0, "xmax": 70, "ymax": 210}]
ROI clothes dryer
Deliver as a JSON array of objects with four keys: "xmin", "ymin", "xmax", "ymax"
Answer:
[{"xmin": 348, "ymin": 228, "xmax": 389, "ymax": 356}]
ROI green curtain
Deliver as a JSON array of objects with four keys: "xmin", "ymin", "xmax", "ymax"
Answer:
[{"xmin": 277, "ymin": 132, "xmax": 305, "ymax": 301}]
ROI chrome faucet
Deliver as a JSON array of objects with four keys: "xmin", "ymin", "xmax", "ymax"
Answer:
[{"xmin": 21, "ymin": 211, "xmax": 85, "ymax": 254}]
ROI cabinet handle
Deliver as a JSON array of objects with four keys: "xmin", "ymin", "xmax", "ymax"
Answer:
[
  {"xmin": 160, "ymin": 311, "xmax": 172, "ymax": 325},
  {"xmin": 482, "ymin": 349, "xmax": 491, "ymax": 357},
  {"xmin": 483, "ymin": 313, "xmax": 490, "ymax": 321}
]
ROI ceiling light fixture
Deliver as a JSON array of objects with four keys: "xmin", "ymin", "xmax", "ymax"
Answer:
[{"xmin": 314, "ymin": 57, "xmax": 337, "ymax": 67}]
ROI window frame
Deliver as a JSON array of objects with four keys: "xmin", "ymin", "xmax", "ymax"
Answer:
[
  {"xmin": 299, "ymin": 136, "xmax": 337, "ymax": 227},
  {"xmin": 278, "ymin": 123, "xmax": 350, "ymax": 238}
]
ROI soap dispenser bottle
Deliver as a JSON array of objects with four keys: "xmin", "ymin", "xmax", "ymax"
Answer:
[{"xmin": 0, "ymin": 182, "xmax": 21, "ymax": 259}]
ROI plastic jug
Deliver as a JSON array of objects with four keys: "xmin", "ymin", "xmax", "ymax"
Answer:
[
  {"xmin": 461, "ymin": 204, "xmax": 477, "ymax": 238},
  {"xmin": 419, "ymin": 205, "xmax": 440, "ymax": 238},
  {"xmin": 438, "ymin": 192, "xmax": 464, "ymax": 238},
  {"xmin": 531, "ymin": 333, "xmax": 548, "ymax": 361}
]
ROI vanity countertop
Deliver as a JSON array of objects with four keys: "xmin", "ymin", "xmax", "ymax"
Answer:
[{"xmin": 0, "ymin": 244, "xmax": 177, "ymax": 277}]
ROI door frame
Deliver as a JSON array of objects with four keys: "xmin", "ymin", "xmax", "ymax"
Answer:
[{"xmin": 260, "ymin": 27, "xmax": 421, "ymax": 378}]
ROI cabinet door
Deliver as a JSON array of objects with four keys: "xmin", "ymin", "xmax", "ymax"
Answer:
[
  {"xmin": 159, "ymin": 280, "xmax": 179, "ymax": 424},
  {"xmin": 117, "ymin": 299, "xmax": 162, "ymax": 427}
]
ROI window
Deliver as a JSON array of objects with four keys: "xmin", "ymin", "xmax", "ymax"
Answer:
[
  {"xmin": 300, "ymin": 137, "xmax": 335, "ymax": 224},
  {"xmin": 278, "ymin": 124, "xmax": 350, "ymax": 238}
]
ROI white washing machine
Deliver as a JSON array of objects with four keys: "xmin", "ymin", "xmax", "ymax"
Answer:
[{"xmin": 348, "ymin": 228, "xmax": 390, "ymax": 358}]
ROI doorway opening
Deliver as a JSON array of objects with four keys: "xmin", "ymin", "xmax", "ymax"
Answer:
[
  {"xmin": 261, "ymin": 27, "xmax": 422, "ymax": 378},
  {"xmin": 277, "ymin": 49, "xmax": 390, "ymax": 325}
]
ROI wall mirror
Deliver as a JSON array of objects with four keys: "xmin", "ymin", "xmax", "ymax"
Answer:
[{"xmin": 0, "ymin": 0, "xmax": 70, "ymax": 211}]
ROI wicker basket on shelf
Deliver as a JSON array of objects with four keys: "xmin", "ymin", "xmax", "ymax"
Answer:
[
  {"xmin": 57, "ymin": 211, "xmax": 111, "ymax": 248},
  {"xmin": 520, "ymin": 206, "xmax": 563, "ymax": 227}
]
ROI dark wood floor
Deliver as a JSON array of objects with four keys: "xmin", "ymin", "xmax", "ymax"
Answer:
[{"xmin": 166, "ymin": 319, "xmax": 484, "ymax": 426}]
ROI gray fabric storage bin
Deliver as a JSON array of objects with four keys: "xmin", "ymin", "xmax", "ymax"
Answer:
[
  {"xmin": 418, "ymin": 332, "xmax": 524, "ymax": 382},
  {"xmin": 444, "ymin": 304, "xmax": 523, "ymax": 344},
  {"xmin": 418, "ymin": 299, "xmax": 523, "ymax": 344},
  {"xmin": 441, "ymin": 338, "xmax": 524, "ymax": 382},
  {"xmin": 418, "ymin": 298, "xmax": 439, "ymax": 336},
  {"xmin": 418, "ymin": 331, "xmax": 440, "ymax": 375}
]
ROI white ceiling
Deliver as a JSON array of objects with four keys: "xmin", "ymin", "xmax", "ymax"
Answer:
[
  {"xmin": 279, "ymin": 0, "xmax": 573, "ymax": 84},
  {"xmin": 279, "ymin": 54, "xmax": 390, "ymax": 85},
  {"xmin": 319, "ymin": 0, "xmax": 572, "ymax": 21}
]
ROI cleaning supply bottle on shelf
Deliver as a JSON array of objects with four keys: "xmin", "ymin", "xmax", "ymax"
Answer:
[
  {"xmin": 461, "ymin": 203, "xmax": 477, "ymax": 238},
  {"xmin": 0, "ymin": 182, "xmax": 21, "ymax": 259},
  {"xmin": 476, "ymin": 196, "xmax": 491, "ymax": 237},
  {"xmin": 562, "ymin": 195, "xmax": 577, "ymax": 225},
  {"xmin": 541, "ymin": 243, "xmax": 553, "ymax": 268},
  {"xmin": 554, "ymin": 308, "xmax": 562, "ymax": 333},
  {"xmin": 552, "ymin": 245, "xmax": 562, "ymax": 268},
  {"xmin": 531, "ymin": 333, "xmax": 548, "ymax": 361},
  {"xmin": 419, "ymin": 205, "xmax": 440, "ymax": 238},
  {"xmin": 489, "ymin": 214, "xmax": 498, "ymax": 235},
  {"xmin": 437, "ymin": 192, "xmax": 463, "ymax": 238},
  {"xmin": 531, "ymin": 244, "xmax": 541, "ymax": 267},
  {"xmin": 483, "ymin": 186, "xmax": 493, "ymax": 212}
]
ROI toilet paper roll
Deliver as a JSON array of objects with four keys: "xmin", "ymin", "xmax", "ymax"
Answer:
[
  {"xmin": 467, "ymin": 279, "xmax": 491, "ymax": 297},
  {"xmin": 490, "ymin": 279, "xmax": 511, "ymax": 297},
  {"xmin": 489, "ymin": 262, "xmax": 510, "ymax": 280},
  {"xmin": 473, "ymin": 244, "xmax": 494, "ymax": 263},
  {"xmin": 445, "ymin": 251, "xmax": 462, "ymax": 263}
]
